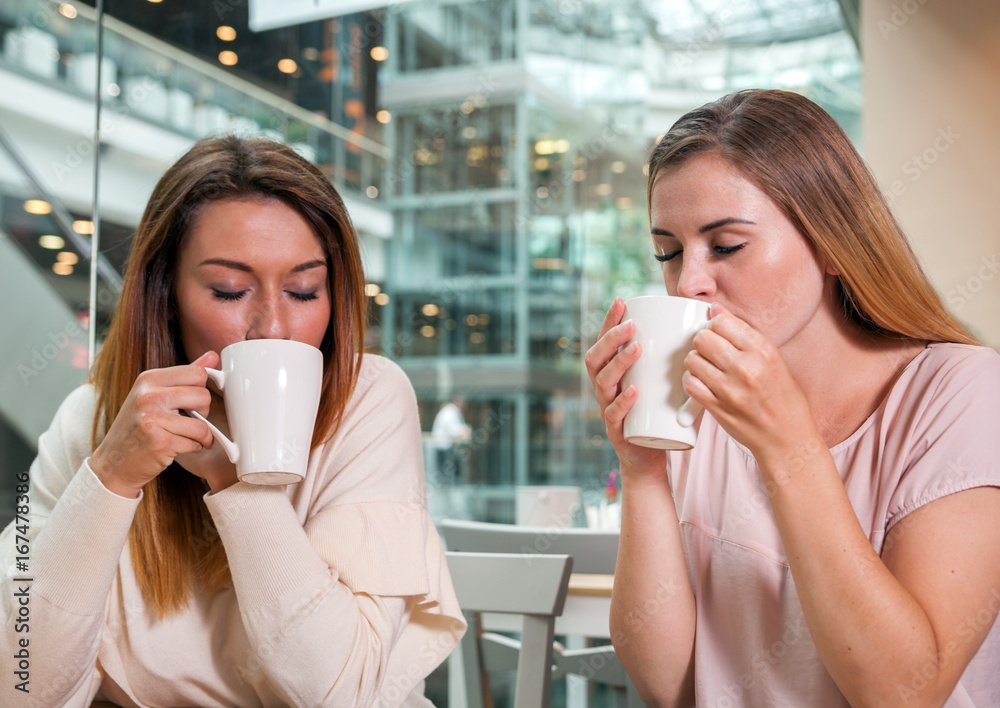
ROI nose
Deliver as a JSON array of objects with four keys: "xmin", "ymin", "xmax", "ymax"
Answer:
[
  {"xmin": 673, "ymin": 253, "xmax": 716, "ymax": 300},
  {"xmin": 246, "ymin": 295, "xmax": 290, "ymax": 340}
]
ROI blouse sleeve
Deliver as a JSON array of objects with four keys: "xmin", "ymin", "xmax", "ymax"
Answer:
[
  {"xmin": 883, "ymin": 345, "xmax": 1000, "ymax": 534},
  {"xmin": 205, "ymin": 355, "xmax": 465, "ymax": 707},
  {"xmin": 0, "ymin": 385, "xmax": 141, "ymax": 708}
]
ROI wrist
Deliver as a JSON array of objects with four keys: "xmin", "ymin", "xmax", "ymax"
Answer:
[{"xmin": 88, "ymin": 453, "xmax": 143, "ymax": 499}]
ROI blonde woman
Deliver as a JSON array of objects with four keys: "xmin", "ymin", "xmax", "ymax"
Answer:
[
  {"xmin": 587, "ymin": 90, "xmax": 1000, "ymax": 707},
  {"xmin": 1, "ymin": 136, "xmax": 464, "ymax": 707}
]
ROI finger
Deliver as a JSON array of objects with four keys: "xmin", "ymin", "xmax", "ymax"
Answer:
[
  {"xmin": 585, "ymin": 318, "xmax": 636, "ymax": 380},
  {"xmin": 135, "ymin": 384, "xmax": 213, "ymax": 418},
  {"xmin": 691, "ymin": 326, "xmax": 742, "ymax": 373},
  {"xmin": 164, "ymin": 413, "xmax": 217, "ymax": 451},
  {"xmin": 191, "ymin": 350, "xmax": 220, "ymax": 370},
  {"xmin": 682, "ymin": 368, "xmax": 718, "ymax": 409},
  {"xmin": 597, "ymin": 297, "xmax": 626, "ymax": 340},
  {"xmin": 704, "ymin": 311, "xmax": 762, "ymax": 352},
  {"xmin": 603, "ymin": 383, "xmax": 638, "ymax": 429},
  {"xmin": 592, "ymin": 338, "xmax": 642, "ymax": 404}
]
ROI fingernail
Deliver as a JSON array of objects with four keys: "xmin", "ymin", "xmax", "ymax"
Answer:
[{"xmin": 626, "ymin": 341, "xmax": 639, "ymax": 354}]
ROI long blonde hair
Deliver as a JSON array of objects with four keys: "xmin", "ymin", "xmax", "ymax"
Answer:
[
  {"xmin": 90, "ymin": 136, "xmax": 366, "ymax": 616},
  {"xmin": 647, "ymin": 89, "xmax": 976, "ymax": 345}
]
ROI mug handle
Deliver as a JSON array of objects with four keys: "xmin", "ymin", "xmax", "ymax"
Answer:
[
  {"xmin": 184, "ymin": 367, "xmax": 240, "ymax": 464},
  {"xmin": 676, "ymin": 398, "xmax": 702, "ymax": 428}
]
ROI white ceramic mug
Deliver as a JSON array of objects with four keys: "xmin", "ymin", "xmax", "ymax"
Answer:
[
  {"xmin": 188, "ymin": 339, "xmax": 323, "ymax": 485},
  {"xmin": 621, "ymin": 296, "xmax": 711, "ymax": 450}
]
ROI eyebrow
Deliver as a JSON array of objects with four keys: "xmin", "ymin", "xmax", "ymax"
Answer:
[
  {"xmin": 198, "ymin": 258, "xmax": 327, "ymax": 273},
  {"xmin": 651, "ymin": 217, "xmax": 756, "ymax": 238}
]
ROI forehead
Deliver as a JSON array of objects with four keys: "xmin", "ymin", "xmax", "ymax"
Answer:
[
  {"xmin": 649, "ymin": 154, "xmax": 775, "ymax": 224},
  {"xmin": 181, "ymin": 198, "xmax": 324, "ymax": 253}
]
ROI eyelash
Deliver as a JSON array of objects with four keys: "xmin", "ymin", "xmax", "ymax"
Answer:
[
  {"xmin": 654, "ymin": 244, "xmax": 745, "ymax": 262},
  {"xmin": 211, "ymin": 290, "xmax": 318, "ymax": 302}
]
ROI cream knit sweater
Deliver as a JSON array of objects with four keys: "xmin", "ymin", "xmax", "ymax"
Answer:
[{"xmin": 1, "ymin": 355, "xmax": 465, "ymax": 707}]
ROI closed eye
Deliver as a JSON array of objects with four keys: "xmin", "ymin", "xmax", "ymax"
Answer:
[
  {"xmin": 653, "ymin": 243, "xmax": 745, "ymax": 263},
  {"xmin": 289, "ymin": 291, "xmax": 319, "ymax": 302},
  {"xmin": 212, "ymin": 289, "xmax": 247, "ymax": 301}
]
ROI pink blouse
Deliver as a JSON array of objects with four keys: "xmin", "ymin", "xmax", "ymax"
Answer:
[{"xmin": 667, "ymin": 343, "xmax": 1000, "ymax": 707}]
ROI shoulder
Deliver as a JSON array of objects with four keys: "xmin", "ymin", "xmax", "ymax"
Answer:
[
  {"xmin": 47, "ymin": 383, "xmax": 99, "ymax": 444},
  {"xmin": 352, "ymin": 353, "xmax": 417, "ymax": 404},
  {"xmin": 903, "ymin": 343, "xmax": 1000, "ymax": 400},
  {"xmin": 331, "ymin": 354, "xmax": 420, "ymax": 436}
]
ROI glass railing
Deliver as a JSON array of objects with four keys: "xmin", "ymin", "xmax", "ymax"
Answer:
[{"xmin": 0, "ymin": 0, "xmax": 389, "ymax": 196}]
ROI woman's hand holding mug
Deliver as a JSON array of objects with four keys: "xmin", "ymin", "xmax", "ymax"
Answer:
[{"xmin": 89, "ymin": 351, "xmax": 220, "ymax": 498}]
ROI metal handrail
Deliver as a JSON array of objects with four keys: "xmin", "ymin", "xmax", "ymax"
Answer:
[{"xmin": 0, "ymin": 122, "xmax": 122, "ymax": 292}]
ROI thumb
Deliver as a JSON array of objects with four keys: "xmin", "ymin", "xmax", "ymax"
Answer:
[
  {"xmin": 708, "ymin": 302, "xmax": 731, "ymax": 319},
  {"xmin": 191, "ymin": 350, "xmax": 220, "ymax": 369}
]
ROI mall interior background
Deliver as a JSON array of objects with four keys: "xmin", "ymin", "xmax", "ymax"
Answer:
[
  {"xmin": 6, "ymin": 0, "xmax": 1000, "ymax": 705},
  {"xmin": 0, "ymin": 0, "xmax": 866, "ymax": 528}
]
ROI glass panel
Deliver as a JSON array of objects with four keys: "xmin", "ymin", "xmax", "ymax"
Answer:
[
  {"xmin": 389, "ymin": 286, "xmax": 518, "ymax": 358},
  {"xmin": 393, "ymin": 103, "xmax": 516, "ymax": 195},
  {"xmin": 397, "ymin": 0, "xmax": 518, "ymax": 73}
]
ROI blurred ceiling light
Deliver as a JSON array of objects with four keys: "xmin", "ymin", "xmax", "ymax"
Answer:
[
  {"xmin": 462, "ymin": 126, "xmax": 477, "ymax": 139},
  {"xmin": 374, "ymin": 293, "xmax": 390, "ymax": 306},
  {"xmin": 23, "ymin": 199, "xmax": 51, "ymax": 215},
  {"xmin": 218, "ymin": 51, "xmax": 238, "ymax": 66},
  {"xmin": 38, "ymin": 235, "xmax": 65, "ymax": 250},
  {"xmin": 534, "ymin": 140, "xmax": 554, "ymax": 155},
  {"xmin": 572, "ymin": 169, "xmax": 586, "ymax": 181},
  {"xmin": 464, "ymin": 314, "xmax": 479, "ymax": 326},
  {"xmin": 58, "ymin": 4, "xmax": 77, "ymax": 19},
  {"xmin": 302, "ymin": 47, "xmax": 319, "ymax": 61},
  {"xmin": 370, "ymin": 46, "xmax": 389, "ymax": 61},
  {"xmin": 364, "ymin": 283, "xmax": 381, "ymax": 297},
  {"xmin": 557, "ymin": 336, "xmax": 570, "ymax": 348},
  {"xmin": 73, "ymin": 220, "xmax": 94, "ymax": 234},
  {"xmin": 422, "ymin": 304, "xmax": 440, "ymax": 317},
  {"xmin": 534, "ymin": 157, "xmax": 549, "ymax": 171},
  {"xmin": 52, "ymin": 262, "xmax": 74, "ymax": 276},
  {"xmin": 460, "ymin": 102, "xmax": 474, "ymax": 114},
  {"xmin": 532, "ymin": 257, "xmax": 566, "ymax": 270},
  {"xmin": 376, "ymin": 110, "xmax": 391, "ymax": 124},
  {"xmin": 147, "ymin": 0, "xmax": 162, "ymax": 3},
  {"xmin": 594, "ymin": 183, "xmax": 612, "ymax": 196},
  {"xmin": 107, "ymin": 83, "xmax": 121, "ymax": 97},
  {"xmin": 278, "ymin": 58, "xmax": 298, "ymax": 74},
  {"xmin": 216, "ymin": 26, "xmax": 237, "ymax": 41},
  {"xmin": 57, "ymin": 251, "xmax": 80, "ymax": 265},
  {"xmin": 535, "ymin": 187, "xmax": 549, "ymax": 199},
  {"xmin": 553, "ymin": 139, "xmax": 570, "ymax": 153},
  {"xmin": 611, "ymin": 160, "xmax": 627, "ymax": 173},
  {"xmin": 365, "ymin": 186, "xmax": 379, "ymax": 198},
  {"xmin": 616, "ymin": 197, "xmax": 634, "ymax": 209},
  {"xmin": 469, "ymin": 332, "xmax": 484, "ymax": 344},
  {"xmin": 420, "ymin": 325, "xmax": 436, "ymax": 338}
]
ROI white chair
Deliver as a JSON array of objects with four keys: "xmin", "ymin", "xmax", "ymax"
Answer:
[
  {"xmin": 446, "ymin": 551, "xmax": 573, "ymax": 708},
  {"xmin": 441, "ymin": 519, "xmax": 644, "ymax": 707}
]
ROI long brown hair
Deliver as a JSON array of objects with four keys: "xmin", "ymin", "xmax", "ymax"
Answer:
[
  {"xmin": 647, "ymin": 89, "xmax": 976, "ymax": 345},
  {"xmin": 90, "ymin": 136, "xmax": 366, "ymax": 616}
]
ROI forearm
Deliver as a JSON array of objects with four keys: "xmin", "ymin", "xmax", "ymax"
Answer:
[
  {"xmin": 611, "ymin": 475, "xmax": 696, "ymax": 708},
  {"xmin": 759, "ymin": 446, "xmax": 947, "ymax": 708},
  {"xmin": 206, "ymin": 484, "xmax": 405, "ymax": 706},
  {"xmin": 0, "ymin": 461, "xmax": 138, "ymax": 707}
]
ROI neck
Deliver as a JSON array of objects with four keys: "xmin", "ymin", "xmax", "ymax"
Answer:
[{"xmin": 779, "ymin": 304, "xmax": 924, "ymax": 447}]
